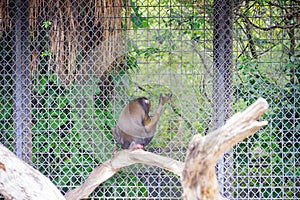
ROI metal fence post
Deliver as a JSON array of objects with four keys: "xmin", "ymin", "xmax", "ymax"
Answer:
[
  {"xmin": 13, "ymin": 0, "xmax": 32, "ymax": 164},
  {"xmin": 213, "ymin": 0, "xmax": 233, "ymax": 198}
]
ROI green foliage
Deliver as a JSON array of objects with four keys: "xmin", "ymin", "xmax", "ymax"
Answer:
[
  {"xmin": 130, "ymin": 1, "xmax": 149, "ymax": 29},
  {"xmin": 234, "ymin": 56, "xmax": 300, "ymax": 198},
  {"xmin": 40, "ymin": 50, "xmax": 53, "ymax": 58},
  {"xmin": 41, "ymin": 21, "xmax": 52, "ymax": 29},
  {"xmin": 0, "ymin": 31, "xmax": 15, "ymax": 152},
  {"xmin": 123, "ymin": 1, "xmax": 213, "ymax": 152},
  {"xmin": 31, "ymin": 74, "xmax": 115, "ymax": 193},
  {"xmin": 0, "ymin": 74, "xmax": 14, "ymax": 151}
]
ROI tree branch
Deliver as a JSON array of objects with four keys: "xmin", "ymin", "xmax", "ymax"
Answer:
[
  {"xmin": 0, "ymin": 144, "xmax": 66, "ymax": 200},
  {"xmin": 237, "ymin": 12, "xmax": 300, "ymax": 31},
  {"xmin": 182, "ymin": 97, "xmax": 268, "ymax": 199},
  {"xmin": 65, "ymin": 150, "xmax": 184, "ymax": 200}
]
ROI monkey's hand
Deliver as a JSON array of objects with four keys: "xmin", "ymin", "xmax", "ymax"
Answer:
[
  {"xmin": 156, "ymin": 93, "xmax": 172, "ymax": 114},
  {"xmin": 159, "ymin": 93, "xmax": 172, "ymax": 106}
]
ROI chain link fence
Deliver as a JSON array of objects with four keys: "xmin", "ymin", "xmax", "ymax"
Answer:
[{"xmin": 0, "ymin": 0, "xmax": 299, "ymax": 199}]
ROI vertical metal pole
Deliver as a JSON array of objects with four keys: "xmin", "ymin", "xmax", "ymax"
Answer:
[
  {"xmin": 14, "ymin": 0, "xmax": 23, "ymax": 160},
  {"xmin": 13, "ymin": 0, "xmax": 32, "ymax": 164},
  {"xmin": 212, "ymin": 0, "xmax": 233, "ymax": 198}
]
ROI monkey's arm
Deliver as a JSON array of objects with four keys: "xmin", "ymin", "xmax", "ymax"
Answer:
[{"xmin": 144, "ymin": 93, "xmax": 172, "ymax": 133}]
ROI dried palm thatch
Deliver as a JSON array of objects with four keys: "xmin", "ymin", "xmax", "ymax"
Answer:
[
  {"xmin": 1, "ymin": 0, "xmax": 130, "ymax": 84},
  {"xmin": 0, "ymin": 0, "xmax": 11, "ymax": 33}
]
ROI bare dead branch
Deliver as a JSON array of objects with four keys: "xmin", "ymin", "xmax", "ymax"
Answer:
[
  {"xmin": 65, "ymin": 149, "xmax": 184, "ymax": 200},
  {"xmin": 182, "ymin": 97, "xmax": 268, "ymax": 200},
  {"xmin": 0, "ymin": 143, "xmax": 66, "ymax": 200}
]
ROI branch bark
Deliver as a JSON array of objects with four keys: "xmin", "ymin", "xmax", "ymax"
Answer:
[
  {"xmin": 0, "ymin": 144, "xmax": 65, "ymax": 200},
  {"xmin": 65, "ymin": 150, "xmax": 184, "ymax": 200},
  {"xmin": 182, "ymin": 97, "xmax": 269, "ymax": 199}
]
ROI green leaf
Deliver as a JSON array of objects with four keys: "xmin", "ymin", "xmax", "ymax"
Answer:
[{"xmin": 41, "ymin": 21, "xmax": 52, "ymax": 28}]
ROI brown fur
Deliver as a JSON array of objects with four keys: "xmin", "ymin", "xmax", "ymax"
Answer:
[{"xmin": 112, "ymin": 94, "xmax": 172, "ymax": 149}]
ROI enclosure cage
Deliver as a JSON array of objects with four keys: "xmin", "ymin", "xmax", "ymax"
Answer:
[{"xmin": 0, "ymin": 0, "xmax": 299, "ymax": 199}]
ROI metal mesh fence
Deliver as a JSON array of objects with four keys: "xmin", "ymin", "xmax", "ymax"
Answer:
[{"xmin": 0, "ymin": 0, "xmax": 299, "ymax": 199}]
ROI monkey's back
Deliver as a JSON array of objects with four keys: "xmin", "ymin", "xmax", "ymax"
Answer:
[
  {"xmin": 113, "ymin": 94, "xmax": 171, "ymax": 149},
  {"xmin": 117, "ymin": 101, "xmax": 154, "ymax": 138}
]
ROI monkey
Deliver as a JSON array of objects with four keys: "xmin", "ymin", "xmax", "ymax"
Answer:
[{"xmin": 112, "ymin": 93, "xmax": 172, "ymax": 150}]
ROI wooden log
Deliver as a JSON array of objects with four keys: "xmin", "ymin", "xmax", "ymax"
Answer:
[
  {"xmin": 182, "ymin": 97, "xmax": 269, "ymax": 199},
  {"xmin": 0, "ymin": 143, "xmax": 65, "ymax": 200},
  {"xmin": 65, "ymin": 149, "xmax": 184, "ymax": 200}
]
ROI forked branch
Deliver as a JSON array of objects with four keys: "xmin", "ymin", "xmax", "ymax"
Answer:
[{"xmin": 182, "ymin": 97, "xmax": 268, "ymax": 199}]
